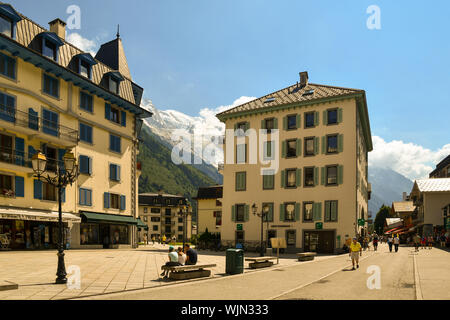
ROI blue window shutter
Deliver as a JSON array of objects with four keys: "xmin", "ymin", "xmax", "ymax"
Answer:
[
  {"xmin": 87, "ymin": 190, "xmax": 92, "ymax": 206},
  {"xmin": 104, "ymin": 192, "xmax": 110, "ymax": 208},
  {"xmin": 87, "ymin": 125, "xmax": 92, "ymax": 143},
  {"xmin": 61, "ymin": 187, "xmax": 66, "ymax": 203},
  {"xmin": 120, "ymin": 195, "xmax": 126, "ymax": 211},
  {"xmin": 121, "ymin": 111, "xmax": 126, "ymax": 127},
  {"xmin": 109, "ymin": 134, "xmax": 113, "ymax": 150},
  {"xmin": 34, "ymin": 180, "xmax": 42, "ymax": 199},
  {"xmin": 15, "ymin": 176, "xmax": 24, "ymax": 197},
  {"xmin": 28, "ymin": 108, "xmax": 39, "ymax": 130},
  {"xmin": 117, "ymin": 165, "xmax": 121, "ymax": 181},
  {"xmin": 79, "ymin": 188, "xmax": 83, "ymax": 205},
  {"xmin": 14, "ymin": 137, "xmax": 25, "ymax": 166},
  {"xmin": 79, "ymin": 155, "xmax": 87, "ymax": 174},
  {"xmin": 105, "ymin": 103, "xmax": 111, "ymax": 120},
  {"xmin": 117, "ymin": 137, "xmax": 121, "ymax": 153}
]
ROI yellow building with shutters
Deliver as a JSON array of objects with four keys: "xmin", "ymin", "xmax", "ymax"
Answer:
[
  {"xmin": 216, "ymin": 72, "xmax": 372, "ymax": 253},
  {"xmin": 0, "ymin": 4, "xmax": 151, "ymax": 250}
]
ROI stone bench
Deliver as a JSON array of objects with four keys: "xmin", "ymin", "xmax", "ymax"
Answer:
[
  {"xmin": 161, "ymin": 264, "xmax": 217, "ymax": 280},
  {"xmin": 297, "ymin": 252, "xmax": 317, "ymax": 261},
  {"xmin": 245, "ymin": 256, "xmax": 278, "ymax": 269}
]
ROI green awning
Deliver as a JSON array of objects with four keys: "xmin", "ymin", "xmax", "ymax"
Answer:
[
  {"xmin": 81, "ymin": 212, "xmax": 138, "ymax": 225},
  {"xmin": 136, "ymin": 218, "xmax": 148, "ymax": 230}
]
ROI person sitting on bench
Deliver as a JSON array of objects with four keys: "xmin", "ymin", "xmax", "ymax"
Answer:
[
  {"xmin": 184, "ymin": 244, "xmax": 198, "ymax": 265},
  {"xmin": 161, "ymin": 246, "xmax": 181, "ymax": 279}
]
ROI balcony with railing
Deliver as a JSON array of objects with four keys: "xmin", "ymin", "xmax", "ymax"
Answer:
[
  {"xmin": 0, "ymin": 146, "xmax": 62, "ymax": 173},
  {"xmin": 0, "ymin": 105, "xmax": 79, "ymax": 146}
]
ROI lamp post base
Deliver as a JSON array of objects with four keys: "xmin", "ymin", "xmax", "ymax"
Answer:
[{"xmin": 55, "ymin": 251, "xmax": 67, "ymax": 284}]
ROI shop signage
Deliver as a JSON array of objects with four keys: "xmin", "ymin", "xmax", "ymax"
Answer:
[
  {"xmin": 237, "ymin": 224, "xmax": 243, "ymax": 231},
  {"xmin": 315, "ymin": 222, "xmax": 323, "ymax": 230}
]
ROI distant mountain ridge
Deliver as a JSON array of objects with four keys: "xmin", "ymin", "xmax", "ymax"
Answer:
[{"xmin": 368, "ymin": 166, "xmax": 414, "ymax": 215}]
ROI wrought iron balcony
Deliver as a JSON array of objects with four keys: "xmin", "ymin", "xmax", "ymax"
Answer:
[
  {"xmin": 0, "ymin": 146, "xmax": 61, "ymax": 172},
  {"xmin": 0, "ymin": 105, "xmax": 79, "ymax": 145}
]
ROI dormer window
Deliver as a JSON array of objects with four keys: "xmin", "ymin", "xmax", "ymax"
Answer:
[
  {"xmin": 39, "ymin": 32, "xmax": 64, "ymax": 62},
  {"xmin": 43, "ymin": 39, "xmax": 57, "ymax": 61},
  {"xmin": 75, "ymin": 53, "xmax": 97, "ymax": 80},
  {"xmin": 0, "ymin": 5, "xmax": 22, "ymax": 39},
  {"xmin": 109, "ymin": 77, "xmax": 119, "ymax": 94},
  {"xmin": 0, "ymin": 14, "xmax": 13, "ymax": 38}
]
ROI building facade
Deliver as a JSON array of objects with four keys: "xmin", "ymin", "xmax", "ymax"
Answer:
[
  {"xmin": 0, "ymin": 4, "xmax": 151, "ymax": 250},
  {"xmin": 194, "ymin": 186, "xmax": 223, "ymax": 236},
  {"xmin": 429, "ymin": 155, "xmax": 450, "ymax": 178},
  {"xmin": 138, "ymin": 193, "xmax": 192, "ymax": 242},
  {"xmin": 216, "ymin": 72, "xmax": 372, "ymax": 253}
]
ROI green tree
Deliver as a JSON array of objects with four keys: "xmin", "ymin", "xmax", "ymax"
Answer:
[{"xmin": 374, "ymin": 204, "xmax": 392, "ymax": 235}]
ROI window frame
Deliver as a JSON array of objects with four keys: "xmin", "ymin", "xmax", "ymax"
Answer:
[
  {"xmin": 327, "ymin": 108, "xmax": 338, "ymax": 125},
  {"xmin": 79, "ymin": 188, "xmax": 93, "ymax": 207},
  {"xmin": 326, "ymin": 165, "xmax": 338, "ymax": 186},
  {"xmin": 109, "ymin": 76, "xmax": 120, "ymax": 94},
  {"xmin": 326, "ymin": 134, "xmax": 339, "ymax": 154},
  {"xmin": 285, "ymin": 168, "xmax": 297, "ymax": 189},
  {"xmin": 304, "ymin": 137, "xmax": 315, "ymax": 157},
  {"xmin": 109, "ymin": 134, "xmax": 122, "ymax": 154},
  {"xmin": 304, "ymin": 166, "xmax": 315, "ymax": 187},
  {"xmin": 79, "ymin": 91, "xmax": 93, "ymax": 113},
  {"xmin": 109, "ymin": 193, "xmax": 120, "ymax": 210},
  {"xmin": 42, "ymin": 73, "xmax": 60, "ymax": 99},
  {"xmin": 304, "ymin": 112, "xmax": 315, "ymax": 128},
  {"xmin": 42, "ymin": 181, "xmax": 57, "ymax": 202},
  {"xmin": 236, "ymin": 143, "xmax": 247, "ymax": 164},
  {"xmin": 235, "ymin": 171, "xmax": 246, "ymax": 191},
  {"xmin": 287, "ymin": 114, "xmax": 297, "ymax": 130},
  {"xmin": 0, "ymin": 14, "xmax": 14, "ymax": 38},
  {"xmin": 0, "ymin": 52, "xmax": 16, "ymax": 80},
  {"xmin": 286, "ymin": 139, "xmax": 297, "ymax": 158},
  {"xmin": 284, "ymin": 202, "xmax": 296, "ymax": 222},
  {"xmin": 324, "ymin": 200, "xmax": 338, "ymax": 222},
  {"xmin": 303, "ymin": 202, "xmax": 314, "ymax": 222},
  {"xmin": 235, "ymin": 204, "xmax": 246, "ymax": 222},
  {"xmin": 79, "ymin": 122, "xmax": 93, "ymax": 144},
  {"xmin": 262, "ymin": 171, "xmax": 274, "ymax": 190}
]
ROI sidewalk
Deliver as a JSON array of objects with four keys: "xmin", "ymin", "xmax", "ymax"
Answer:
[
  {"xmin": 0, "ymin": 244, "xmax": 337, "ymax": 300},
  {"xmin": 414, "ymin": 246, "xmax": 450, "ymax": 300}
]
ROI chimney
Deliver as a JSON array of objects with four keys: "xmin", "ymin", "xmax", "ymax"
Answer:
[
  {"xmin": 49, "ymin": 18, "xmax": 66, "ymax": 40},
  {"xmin": 402, "ymin": 192, "xmax": 407, "ymax": 201},
  {"xmin": 299, "ymin": 71, "xmax": 309, "ymax": 87}
]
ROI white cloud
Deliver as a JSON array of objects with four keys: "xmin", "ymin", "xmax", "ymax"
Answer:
[
  {"xmin": 66, "ymin": 32, "xmax": 98, "ymax": 56},
  {"xmin": 369, "ymin": 136, "xmax": 450, "ymax": 180}
]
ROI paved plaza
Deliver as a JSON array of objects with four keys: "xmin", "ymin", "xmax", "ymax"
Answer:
[{"xmin": 0, "ymin": 243, "xmax": 448, "ymax": 300}]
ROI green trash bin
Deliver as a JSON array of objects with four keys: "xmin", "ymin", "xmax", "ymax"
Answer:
[{"xmin": 226, "ymin": 248, "xmax": 244, "ymax": 274}]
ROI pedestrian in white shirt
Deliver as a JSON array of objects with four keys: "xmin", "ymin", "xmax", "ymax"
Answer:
[
  {"xmin": 393, "ymin": 235, "xmax": 400, "ymax": 252},
  {"xmin": 177, "ymin": 247, "xmax": 186, "ymax": 265}
]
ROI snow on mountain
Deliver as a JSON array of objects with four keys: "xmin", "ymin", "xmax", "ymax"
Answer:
[{"xmin": 140, "ymin": 97, "xmax": 256, "ymax": 167}]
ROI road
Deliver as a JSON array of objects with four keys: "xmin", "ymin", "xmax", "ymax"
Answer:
[{"xmin": 79, "ymin": 243, "xmax": 424, "ymax": 300}]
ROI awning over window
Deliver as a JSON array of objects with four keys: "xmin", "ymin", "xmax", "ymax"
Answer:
[
  {"xmin": 136, "ymin": 218, "xmax": 148, "ymax": 230},
  {"xmin": 0, "ymin": 207, "xmax": 81, "ymax": 223},
  {"xmin": 80, "ymin": 211, "xmax": 137, "ymax": 225},
  {"xmin": 384, "ymin": 226, "xmax": 403, "ymax": 234}
]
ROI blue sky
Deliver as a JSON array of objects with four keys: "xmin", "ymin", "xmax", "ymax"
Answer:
[{"xmin": 10, "ymin": 0, "xmax": 450, "ymax": 177}]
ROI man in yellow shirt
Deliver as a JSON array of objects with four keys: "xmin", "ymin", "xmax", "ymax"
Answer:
[{"xmin": 350, "ymin": 237, "xmax": 362, "ymax": 270}]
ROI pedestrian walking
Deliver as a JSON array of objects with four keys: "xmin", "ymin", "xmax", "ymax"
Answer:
[
  {"xmin": 393, "ymin": 235, "xmax": 400, "ymax": 252},
  {"xmin": 387, "ymin": 235, "xmax": 393, "ymax": 252},
  {"xmin": 421, "ymin": 236, "xmax": 426, "ymax": 249},
  {"xmin": 373, "ymin": 234, "xmax": 379, "ymax": 251},
  {"xmin": 440, "ymin": 234, "xmax": 447, "ymax": 248},
  {"xmin": 428, "ymin": 235, "xmax": 433, "ymax": 249},
  {"xmin": 413, "ymin": 234, "xmax": 421, "ymax": 252},
  {"xmin": 349, "ymin": 237, "xmax": 362, "ymax": 270},
  {"xmin": 151, "ymin": 235, "xmax": 155, "ymax": 245},
  {"xmin": 162, "ymin": 234, "xmax": 167, "ymax": 245}
]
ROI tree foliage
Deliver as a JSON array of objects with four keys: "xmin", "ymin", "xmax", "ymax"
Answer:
[{"xmin": 374, "ymin": 204, "xmax": 392, "ymax": 235}]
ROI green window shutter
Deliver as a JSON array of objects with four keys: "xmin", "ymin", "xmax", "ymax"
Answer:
[
  {"xmin": 323, "ymin": 110, "xmax": 328, "ymax": 125},
  {"xmin": 296, "ymin": 114, "xmax": 301, "ymax": 129},
  {"xmin": 338, "ymin": 108, "xmax": 343, "ymax": 123},
  {"xmin": 338, "ymin": 165, "xmax": 344, "ymax": 185},
  {"xmin": 296, "ymin": 169, "xmax": 302, "ymax": 187},
  {"xmin": 296, "ymin": 139, "xmax": 302, "ymax": 156},
  {"xmin": 261, "ymin": 120, "xmax": 266, "ymax": 130},
  {"xmin": 312, "ymin": 203, "xmax": 318, "ymax": 221},
  {"xmin": 318, "ymin": 202, "xmax": 322, "ymax": 220},
  {"xmin": 231, "ymin": 205, "xmax": 236, "ymax": 222},
  {"xmin": 314, "ymin": 111, "xmax": 319, "ymax": 126},
  {"xmin": 281, "ymin": 170, "xmax": 286, "ymax": 188},
  {"xmin": 280, "ymin": 204, "xmax": 285, "ymax": 222},
  {"xmin": 314, "ymin": 167, "xmax": 319, "ymax": 186},
  {"xmin": 295, "ymin": 203, "xmax": 300, "ymax": 221},
  {"xmin": 325, "ymin": 201, "xmax": 331, "ymax": 221},
  {"xmin": 322, "ymin": 136, "xmax": 326, "ymax": 154},
  {"xmin": 34, "ymin": 180, "xmax": 42, "ymax": 200},
  {"xmin": 268, "ymin": 204, "xmax": 274, "ymax": 222},
  {"xmin": 273, "ymin": 118, "xmax": 278, "ymax": 129},
  {"xmin": 338, "ymin": 134, "xmax": 344, "ymax": 153},
  {"xmin": 283, "ymin": 116, "xmax": 287, "ymax": 130},
  {"xmin": 321, "ymin": 167, "xmax": 326, "ymax": 186},
  {"xmin": 331, "ymin": 201, "xmax": 338, "ymax": 221},
  {"xmin": 314, "ymin": 137, "xmax": 319, "ymax": 155},
  {"xmin": 245, "ymin": 205, "xmax": 249, "ymax": 222},
  {"xmin": 282, "ymin": 141, "xmax": 287, "ymax": 158}
]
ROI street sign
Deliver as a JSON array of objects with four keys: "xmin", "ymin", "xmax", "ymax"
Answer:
[
  {"xmin": 237, "ymin": 224, "xmax": 243, "ymax": 231},
  {"xmin": 358, "ymin": 219, "xmax": 365, "ymax": 226},
  {"xmin": 315, "ymin": 222, "xmax": 323, "ymax": 230}
]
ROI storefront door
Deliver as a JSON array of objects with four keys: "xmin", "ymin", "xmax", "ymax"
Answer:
[
  {"xmin": 100, "ymin": 225, "xmax": 110, "ymax": 248},
  {"xmin": 304, "ymin": 231, "xmax": 334, "ymax": 253}
]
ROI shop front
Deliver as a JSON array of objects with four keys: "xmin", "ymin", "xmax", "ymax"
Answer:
[
  {"xmin": 79, "ymin": 211, "xmax": 138, "ymax": 249},
  {"xmin": 0, "ymin": 207, "xmax": 81, "ymax": 250}
]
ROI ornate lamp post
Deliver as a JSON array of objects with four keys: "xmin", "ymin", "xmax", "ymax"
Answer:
[
  {"xmin": 32, "ymin": 150, "xmax": 78, "ymax": 284},
  {"xmin": 178, "ymin": 200, "xmax": 192, "ymax": 249},
  {"xmin": 252, "ymin": 203, "xmax": 270, "ymax": 257}
]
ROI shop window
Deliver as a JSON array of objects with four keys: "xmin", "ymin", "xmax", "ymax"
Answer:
[
  {"xmin": 80, "ymin": 224, "xmax": 99, "ymax": 245},
  {"xmin": 110, "ymin": 225, "xmax": 128, "ymax": 244}
]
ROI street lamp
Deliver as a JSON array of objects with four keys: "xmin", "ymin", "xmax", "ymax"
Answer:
[
  {"xmin": 32, "ymin": 150, "xmax": 78, "ymax": 284},
  {"xmin": 178, "ymin": 200, "xmax": 191, "ymax": 249},
  {"xmin": 252, "ymin": 203, "xmax": 270, "ymax": 257}
]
